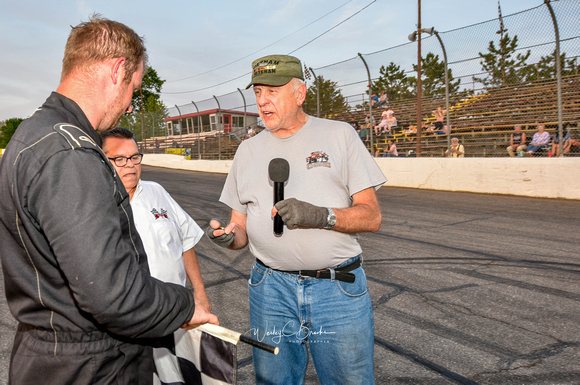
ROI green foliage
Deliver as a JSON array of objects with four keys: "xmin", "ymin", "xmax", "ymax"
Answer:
[
  {"xmin": 0, "ymin": 118, "xmax": 24, "ymax": 147},
  {"xmin": 409, "ymin": 53, "xmax": 461, "ymax": 98},
  {"xmin": 119, "ymin": 66, "xmax": 168, "ymax": 141},
  {"xmin": 131, "ymin": 66, "xmax": 166, "ymax": 113},
  {"xmin": 522, "ymin": 50, "xmax": 580, "ymax": 82},
  {"xmin": 474, "ymin": 33, "xmax": 531, "ymax": 87},
  {"xmin": 371, "ymin": 62, "xmax": 415, "ymax": 102},
  {"xmin": 303, "ymin": 75, "xmax": 349, "ymax": 117}
]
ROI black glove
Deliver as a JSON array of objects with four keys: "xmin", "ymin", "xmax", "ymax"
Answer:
[
  {"xmin": 274, "ymin": 198, "xmax": 328, "ymax": 228},
  {"xmin": 205, "ymin": 219, "xmax": 235, "ymax": 248}
]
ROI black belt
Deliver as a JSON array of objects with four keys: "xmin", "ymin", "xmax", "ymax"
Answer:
[{"xmin": 255, "ymin": 257, "xmax": 360, "ymax": 283}]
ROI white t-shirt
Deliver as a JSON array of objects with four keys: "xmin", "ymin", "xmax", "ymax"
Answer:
[
  {"xmin": 131, "ymin": 180, "xmax": 203, "ymax": 286},
  {"xmin": 220, "ymin": 116, "xmax": 387, "ymax": 270}
]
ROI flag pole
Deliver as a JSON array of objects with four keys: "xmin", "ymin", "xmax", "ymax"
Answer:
[{"xmin": 194, "ymin": 323, "xmax": 280, "ymax": 355}]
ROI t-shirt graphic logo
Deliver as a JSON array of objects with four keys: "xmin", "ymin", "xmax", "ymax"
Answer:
[
  {"xmin": 306, "ymin": 151, "xmax": 331, "ymax": 170},
  {"xmin": 151, "ymin": 208, "xmax": 168, "ymax": 219}
]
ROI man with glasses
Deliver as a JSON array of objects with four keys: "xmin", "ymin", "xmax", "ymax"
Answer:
[
  {"xmin": 102, "ymin": 127, "xmax": 213, "ymax": 383},
  {"xmin": 0, "ymin": 16, "xmax": 216, "ymax": 384}
]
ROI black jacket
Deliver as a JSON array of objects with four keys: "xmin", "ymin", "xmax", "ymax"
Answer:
[{"xmin": 0, "ymin": 92, "xmax": 195, "ymax": 384}]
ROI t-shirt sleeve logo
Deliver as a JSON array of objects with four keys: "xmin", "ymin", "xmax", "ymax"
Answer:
[
  {"xmin": 151, "ymin": 208, "xmax": 169, "ymax": 219},
  {"xmin": 306, "ymin": 151, "xmax": 331, "ymax": 170}
]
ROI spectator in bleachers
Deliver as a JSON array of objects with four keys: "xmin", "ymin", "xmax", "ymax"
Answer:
[
  {"xmin": 550, "ymin": 129, "xmax": 572, "ymax": 156},
  {"xmin": 376, "ymin": 108, "xmax": 397, "ymax": 136},
  {"xmin": 445, "ymin": 137, "xmax": 465, "ymax": 157},
  {"xmin": 349, "ymin": 117, "xmax": 360, "ymax": 133},
  {"xmin": 506, "ymin": 124, "xmax": 527, "ymax": 157},
  {"xmin": 526, "ymin": 124, "xmax": 550, "ymax": 156},
  {"xmin": 375, "ymin": 90, "xmax": 388, "ymax": 107},
  {"xmin": 359, "ymin": 122, "xmax": 370, "ymax": 144},
  {"xmin": 371, "ymin": 93, "xmax": 379, "ymax": 106},
  {"xmin": 433, "ymin": 107, "xmax": 446, "ymax": 133},
  {"xmin": 382, "ymin": 139, "xmax": 398, "ymax": 157}
]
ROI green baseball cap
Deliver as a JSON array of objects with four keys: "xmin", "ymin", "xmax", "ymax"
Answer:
[{"xmin": 246, "ymin": 54, "xmax": 304, "ymax": 89}]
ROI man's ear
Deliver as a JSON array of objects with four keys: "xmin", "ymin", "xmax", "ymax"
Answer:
[
  {"xmin": 296, "ymin": 82, "xmax": 307, "ymax": 106},
  {"xmin": 111, "ymin": 57, "xmax": 126, "ymax": 85}
]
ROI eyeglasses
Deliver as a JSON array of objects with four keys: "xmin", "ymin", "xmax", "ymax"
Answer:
[{"xmin": 108, "ymin": 153, "xmax": 143, "ymax": 167}]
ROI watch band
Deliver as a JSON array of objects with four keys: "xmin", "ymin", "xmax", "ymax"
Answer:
[{"xmin": 325, "ymin": 207, "xmax": 337, "ymax": 229}]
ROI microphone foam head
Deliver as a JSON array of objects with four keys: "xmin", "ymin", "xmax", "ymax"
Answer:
[{"xmin": 268, "ymin": 158, "xmax": 290, "ymax": 182}]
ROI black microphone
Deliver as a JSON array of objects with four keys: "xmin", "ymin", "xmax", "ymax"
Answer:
[{"xmin": 268, "ymin": 158, "xmax": 290, "ymax": 236}]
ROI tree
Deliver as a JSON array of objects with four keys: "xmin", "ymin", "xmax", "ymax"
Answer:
[
  {"xmin": 410, "ymin": 52, "xmax": 461, "ymax": 98},
  {"xmin": 474, "ymin": 33, "xmax": 531, "ymax": 87},
  {"xmin": 0, "ymin": 118, "xmax": 24, "ymax": 148},
  {"xmin": 523, "ymin": 50, "xmax": 579, "ymax": 82},
  {"xmin": 119, "ymin": 66, "xmax": 168, "ymax": 141},
  {"xmin": 303, "ymin": 75, "xmax": 349, "ymax": 118},
  {"xmin": 371, "ymin": 62, "xmax": 414, "ymax": 102}
]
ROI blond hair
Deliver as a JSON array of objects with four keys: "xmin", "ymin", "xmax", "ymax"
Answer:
[{"xmin": 61, "ymin": 14, "xmax": 147, "ymax": 83}]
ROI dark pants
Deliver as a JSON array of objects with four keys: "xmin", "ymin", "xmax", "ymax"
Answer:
[{"xmin": 10, "ymin": 324, "xmax": 154, "ymax": 385}]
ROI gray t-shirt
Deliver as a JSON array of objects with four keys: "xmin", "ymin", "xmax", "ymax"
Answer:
[{"xmin": 220, "ymin": 116, "xmax": 387, "ymax": 270}]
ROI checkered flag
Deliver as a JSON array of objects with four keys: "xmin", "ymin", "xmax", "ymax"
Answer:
[
  {"xmin": 497, "ymin": 0, "xmax": 508, "ymax": 34},
  {"xmin": 153, "ymin": 324, "xmax": 278, "ymax": 385},
  {"xmin": 304, "ymin": 64, "xmax": 312, "ymax": 80},
  {"xmin": 153, "ymin": 328, "xmax": 237, "ymax": 385}
]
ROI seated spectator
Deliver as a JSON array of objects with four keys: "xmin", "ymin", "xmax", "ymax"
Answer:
[
  {"xmin": 382, "ymin": 140, "xmax": 398, "ymax": 157},
  {"xmin": 375, "ymin": 91, "xmax": 388, "ymax": 107},
  {"xmin": 439, "ymin": 124, "xmax": 451, "ymax": 135},
  {"xmin": 350, "ymin": 117, "xmax": 360, "ymax": 131},
  {"xmin": 404, "ymin": 125, "xmax": 416, "ymax": 134},
  {"xmin": 371, "ymin": 93, "xmax": 379, "ymax": 106},
  {"xmin": 548, "ymin": 130, "xmax": 572, "ymax": 156},
  {"xmin": 359, "ymin": 123, "xmax": 370, "ymax": 144},
  {"xmin": 506, "ymin": 124, "xmax": 527, "ymax": 157},
  {"xmin": 425, "ymin": 123, "xmax": 438, "ymax": 133},
  {"xmin": 526, "ymin": 124, "xmax": 550, "ymax": 156},
  {"xmin": 386, "ymin": 110, "xmax": 397, "ymax": 130},
  {"xmin": 376, "ymin": 109, "xmax": 397, "ymax": 136},
  {"xmin": 445, "ymin": 137, "xmax": 464, "ymax": 157},
  {"xmin": 568, "ymin": 137, "xmax": 580, "ymax": 154}
]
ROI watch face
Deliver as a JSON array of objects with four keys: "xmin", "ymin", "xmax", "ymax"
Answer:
[{"xmin": 327, "ymin": 209, "xmax": 337, "ymax": 228}]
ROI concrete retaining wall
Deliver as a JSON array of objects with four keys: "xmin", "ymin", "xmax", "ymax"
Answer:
[{"xmin": 142, "ymin": 154, "xmax": 580, "ymax": 200}]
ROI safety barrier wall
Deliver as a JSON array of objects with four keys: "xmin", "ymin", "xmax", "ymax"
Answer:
[{"xmin": 142, "ymin": 154, "xmax": 580, "ymax": 200}]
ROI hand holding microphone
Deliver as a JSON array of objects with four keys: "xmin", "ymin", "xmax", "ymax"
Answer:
[
  {"xmin": 274, "ymin": 198, "xmax": 329, "ymax": 229},
  {"xmin": 268, "ymin": 158, "xmax": 290, "ymax": 235}
]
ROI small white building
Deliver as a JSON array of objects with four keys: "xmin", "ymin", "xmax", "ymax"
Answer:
[{"xmin": 165, "ymin": 106, "xmax": 259, "ymax": 136}]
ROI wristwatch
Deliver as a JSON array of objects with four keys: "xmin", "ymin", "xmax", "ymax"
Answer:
[{"xmin": 324, "ymin": 208, "xmax": 337, "ymax": 229}]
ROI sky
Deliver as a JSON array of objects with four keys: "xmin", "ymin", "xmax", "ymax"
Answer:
[{"xmin": 0, "ymin": 0, "xmax": 538, "ymax": 122}]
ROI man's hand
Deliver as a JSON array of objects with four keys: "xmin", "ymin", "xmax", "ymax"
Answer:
[
  {"xmin": 182, "ymin": 298, "xmax": 219, "ymax": 329},
  {"xmin": 273, "ymin": 198, "xmax": 328, "ymax": 228},
  {"xmin": 205, "ymin": 219, "xmax": 235, "ymax": 248}
]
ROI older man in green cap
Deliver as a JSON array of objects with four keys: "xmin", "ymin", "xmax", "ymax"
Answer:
[{"xmin": 207, "ymin": 54, "xmax": 386, "ymax": 384}]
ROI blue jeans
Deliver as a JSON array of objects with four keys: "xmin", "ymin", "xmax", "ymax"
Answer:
[
  {"xmin": 527, "ymin": 144, "xmax": 546, "ymax": 153},
  {"xmin": 249, "ymin": 256, "xmax": 375, "ymax": 385}
]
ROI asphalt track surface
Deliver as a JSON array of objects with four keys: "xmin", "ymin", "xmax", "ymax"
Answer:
[{"xmin": 1, "ymin": 164, "xmax": 579, "ymax": 384}]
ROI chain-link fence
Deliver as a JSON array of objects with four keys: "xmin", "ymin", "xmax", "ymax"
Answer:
[{"xmin": 145, "ymin": 0, "xmax": 579, "ymax": 159}]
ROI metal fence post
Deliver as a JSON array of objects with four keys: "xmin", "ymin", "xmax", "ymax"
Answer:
[
  {"xmin": 174, "ymin": 104, "xmax": 182, "ymax": 150},
  {"xmin": 545, "ymin": 0, "xmax": 563, "ymax": 156},
  {"xmin": 213, "ymin": 96, "xmax": 222, "ymax": 161},
  {"xmin": 309, "ymin": 67, "xmax": 320, "ymax": 118},
  {"xmin": 358, "ymin": 53, "xmax": 374, "ymax": 156},
  {"xmin": 191, "ymin": 101, "xmax": 201, "ymax": 160},
  {"xmin": 237, "ymin": 88, "xmax": 248, "ymax": 138},
  {"xmin": 434, "ymin": 30, "xmax": 451, "ymax": 149}
]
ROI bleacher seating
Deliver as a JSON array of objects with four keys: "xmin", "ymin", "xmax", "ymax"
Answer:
[{"xmin": 342, "ymin": 73, "xmax": 580, "ymax": 157}]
